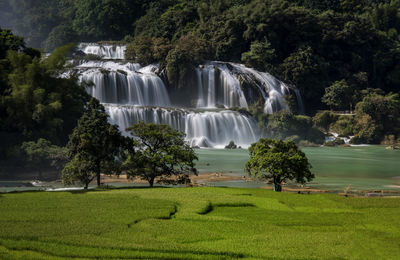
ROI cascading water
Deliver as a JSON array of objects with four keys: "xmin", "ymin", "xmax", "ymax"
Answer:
[
  {"xmin": 105, "ymin": 105, "xmax": 259, "ymax": 148},
  {"xmin": 195, "ymin": 64, "xmax": 248, "ymax": 108},
  {"xmin": 77, "ymin": 61, "xmax": 170, "ymax": 106},
  {"xmin": 74, "ymin": 43, "xmax": 304, "ymax": 147},
  {"xmin": 78, "ymin": 43, "xmax": 126, "ymax": 59}
]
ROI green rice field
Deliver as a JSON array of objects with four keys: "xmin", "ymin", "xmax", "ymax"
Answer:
[{"xmin": 0, "ymin": 187, "xmax": 400, "ymax": 259}]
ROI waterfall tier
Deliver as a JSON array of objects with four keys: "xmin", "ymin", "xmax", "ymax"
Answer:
[
  {"xmin": 195, "ymin": 63, "xmax": 248, "ymax": 109},
  {"xmin": 194, "ymin": 62, "xmax": 299, "ymax": 114},
  {"xmin": 77, "ymin": 62, "xmax": 170, "ymax": 106},
  {"xmin": 105, "ymin": 104, "xmax": 259, "ymax": 148},
  {"xmin": 78, "ymin": 43, "xmax": 126, "ymax": 60},
  {"xmin": 71, "ymin": 43, "xmax": 305, "ymax": 148}
]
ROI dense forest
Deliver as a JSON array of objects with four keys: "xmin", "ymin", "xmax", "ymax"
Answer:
[{"xmin": 1, "ymin": 0, "xmax": 400, "ymax": 171}]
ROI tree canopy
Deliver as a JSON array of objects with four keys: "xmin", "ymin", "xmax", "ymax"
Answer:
[
  {"xmin": 124, "ymin": 121, "xmax": 198, "ymax": 187},
  {"xmin": 245, "ymin": 138, "xmax": 313, "ymax": 191},
  {"xmin": 62, "ymin": 98, "xmax": 125, "ymax": 189},
  {"xmin": 0, "ymin": 28, "xmax": 89, "ymax": 160}
]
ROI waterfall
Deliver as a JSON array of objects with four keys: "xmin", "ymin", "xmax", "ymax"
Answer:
[
  {"xmin": 71, "ymin": 42, "xmax": 306, "ymax": 148},
  {"xmin": 222, "ymin": 63, "xmax": 296, "ymax": 114},
  {"xmin": 78, "ymin": 62, "xmax": 170, "ymax": 106},
  {"xmin": 293, "ymin": 88, "xmax": 305, "ymax": 115},
  {"xmin": 105, "ymin": 105, "xmax": 259, "ymax": 148},
  {"xmin": 195, "ymin": 64, "xmax": 248, "ymax": 109},
  {"xmin": 78, "ymin": 43, "xmax": 126, "ymax": 59}
]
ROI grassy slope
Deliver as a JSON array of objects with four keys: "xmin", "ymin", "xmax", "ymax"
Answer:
[{"xmin": 0, "ymin": 188, "xmax": 399, "ymax": 259}]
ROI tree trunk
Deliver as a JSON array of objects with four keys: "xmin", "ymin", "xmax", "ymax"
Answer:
[
  {"xmin": 96, "ymin": 163, "xmax": 101, "ymax": 187},
  {"xmin": 273, "ymin": 182, "xmax": 282, "ymax": 192},
  {"xmin": 149, "ymin": 178, "xmax": 154, "ymax": 187},
  {"xmin": 84, "ymin": 182, "xmax": 88, "ymax": 190}
]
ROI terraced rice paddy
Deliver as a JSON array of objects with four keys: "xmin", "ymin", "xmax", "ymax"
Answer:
[{"xmin": 0, "ymin": 187, "xmax": 399, "ymax": 259}]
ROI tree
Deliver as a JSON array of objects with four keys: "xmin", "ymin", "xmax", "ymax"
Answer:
[
  {"xmin": 245, "ymin": 138, "xmax": 313, "ymax": 191},
  {"xmin": 322, "ymin": 80, "xmax": 352, "ymax": 110},
  {"xmin": 241, "ymin": 38, "xmax": 276, "ymax": 71},
  {"xmin": 21, "ymin": 138, "xmax": 67, "ymax": 179},
  {"xmin": 124, "ymin": 121, "xmax": 198, "ymax": 187},
  {"xmin": 62, "ymin": 98, "xmax": 125, "ymax": 189}
]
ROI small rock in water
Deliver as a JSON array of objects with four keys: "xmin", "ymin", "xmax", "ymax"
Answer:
[{"xmin": 225, "ymin": 141, "xmax": 237, "ymax": 149}]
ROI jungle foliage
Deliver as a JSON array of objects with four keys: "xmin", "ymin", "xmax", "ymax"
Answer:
[
  {"xmin": 0, "ymin": 27, "xmax": 89, "ymax": 161},
  {"xmin": 1, "ymin": 0, "xmax": 400, "ymax": 149}
]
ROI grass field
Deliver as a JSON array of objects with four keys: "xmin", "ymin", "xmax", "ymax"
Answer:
[{"xmin": 0, "ymin": 187, "xmax": 399, "ymax": 259}]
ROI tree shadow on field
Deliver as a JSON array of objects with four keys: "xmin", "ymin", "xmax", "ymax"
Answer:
[
  {"xmin": 67, "ymin": 185, "xmax": 171, "ymax": 194},
  {"xmin": 107, "ymin": 185, "xmax": 172, "ymax": 190}
]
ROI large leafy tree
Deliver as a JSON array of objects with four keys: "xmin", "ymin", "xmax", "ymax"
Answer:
[
  {"xmin": 245, "ymin": 138, "xmax": 313, "ymax": 191},
  {"xmin": 124, "ymin": 121, "xmax": 198, "ymax": 187},
  {"xmin": 62, "ymin": 98, "xmax": 125, "ymax": 189}
]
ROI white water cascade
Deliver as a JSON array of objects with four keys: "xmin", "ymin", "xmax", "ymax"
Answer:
[
  {"xmin": 78, "ymin": 43, "xmax": 126, "ymax": 59},
  {"xmin": 195, "ymin": 63, "xmax": 248, "ymax": 108},
  {"xmin": 194, "ymin": 62, "xmax": 296, "ymax": 114},
  {"xmin": 74, "ymin": 43, "xmax": 304, "ymax": 147},
  {"xmin": 77, "ymin": 61, "xmax": 170, "ymax": 106},
  {"xmin": 105, "ymin": 105, "xmax": 259, "ymax": 148}
]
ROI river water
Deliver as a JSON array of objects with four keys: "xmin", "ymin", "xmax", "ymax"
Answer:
[
  {"xmin": 196, "ymin": 146, "xmax": 400, "ymax": 191},
  {"xmin": 1, "ymin": 146, "xmax": 399, "ymax": 193}
]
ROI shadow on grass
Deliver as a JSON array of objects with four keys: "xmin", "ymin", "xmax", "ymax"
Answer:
[
  {"xmin": 198, "ymin": 201, "xmax": 256, "ymax": 215},
  {"xmin": 67, "ymin": 185, "xmax": 173, "ymax": 194},
  {"xmin": 233, "ymin": 193, "xmax": 253, "ymax": 196},
  {"xmin": 128, "ymin": 204, "xmax": 178, "ymax": 227},
  {"xmin": 0, "ymin": 237, "xmax": 248, "ymax": 259}
]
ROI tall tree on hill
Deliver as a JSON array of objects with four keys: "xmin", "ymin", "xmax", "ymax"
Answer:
[{"xmin": 62, "ymin": 98, "xmax": 125, "ymax": 189}]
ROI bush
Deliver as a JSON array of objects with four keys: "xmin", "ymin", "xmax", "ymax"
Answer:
[
  {"xmin": 313, "ymin": 111, "xmax": 339, "ymax": 132},
  {"xmin": 324, "ymin": 138, "xmax": 345, "ymax": 146},
  {"xmin": 331, "ymin": 115, "xmax": 355, "ymax": 136},
  {"xmin": 266, "ymin": 110, "xmax": 325, "ymax": 144}
]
